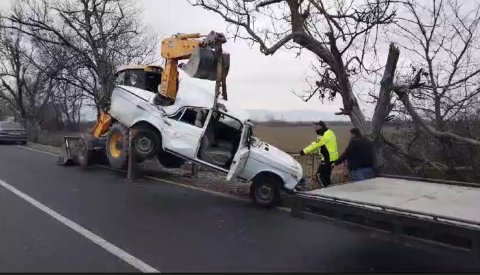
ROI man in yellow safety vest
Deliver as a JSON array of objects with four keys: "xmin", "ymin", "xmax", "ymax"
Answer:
[{"xmin": 299, "ymin": 121, "xmax": 339, "ymax": 187}]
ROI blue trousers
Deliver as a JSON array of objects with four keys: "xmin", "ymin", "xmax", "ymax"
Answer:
[{"xmin": 350, "ymin": 167, "xmax": 375, "ymax": 182}]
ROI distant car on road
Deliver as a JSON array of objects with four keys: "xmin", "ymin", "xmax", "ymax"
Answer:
[{"xmin": 0, "ymin": 121, "xmax": 27, "ymax": 145}]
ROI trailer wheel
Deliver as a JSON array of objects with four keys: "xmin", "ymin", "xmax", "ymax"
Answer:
[
  {"xmin": 106, "ymin": 123, "xmax": 128, "ymax": 169},
  {"xmin": 250, "ymin": 174, "xmax": 281, "ymax": 207},
  {"xmin": 132, "ymin": 125, "xmax": 160, "ymax": 161}
]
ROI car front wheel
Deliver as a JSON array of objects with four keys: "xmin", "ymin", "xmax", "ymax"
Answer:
[
  {"xmin": 132, "ymin": 126, "xmax": 160, "ymax": 161},
  {"xmin": 250, "ymin": 175, "xmax": 282, "ymax": 207}
]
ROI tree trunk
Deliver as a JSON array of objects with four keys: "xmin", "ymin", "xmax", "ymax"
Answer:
[
  {"xmin": 348, "ymin": 102, "xmax": 368, "ymax": 133},
  {"xmin": 370, "ymin": 44, "xmax": 402, "ymax": 170},
  {"xmin": 372, "ymin": 44, "xmax": 400, "ymax": 141}
]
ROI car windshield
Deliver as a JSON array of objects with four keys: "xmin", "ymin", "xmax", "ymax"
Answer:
[{"xmin": 0, "ymin": 122, "xmax": 24, "ymax": 130}]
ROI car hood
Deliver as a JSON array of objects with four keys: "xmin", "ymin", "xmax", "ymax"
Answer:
[{"xmin": 249, "ymin": 139, "xmax": 302, "ymax": 175}]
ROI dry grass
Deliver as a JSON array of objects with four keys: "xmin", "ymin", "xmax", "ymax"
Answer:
[
  {"xmin": 253, "ymin": 124, "xmax": 353, "ymax": 184},
  {"xmin": 253, "ymin": 124, "xmax": 352, "ymax": 153}
]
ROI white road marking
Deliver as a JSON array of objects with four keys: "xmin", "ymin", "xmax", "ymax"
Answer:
[
  {"xmin": 16, "ymin": 145, "xmax": 58, "ymax": 157},
  {"xmin": 0, "ymin": 178, "xmax": 159, "ymax": 273}
]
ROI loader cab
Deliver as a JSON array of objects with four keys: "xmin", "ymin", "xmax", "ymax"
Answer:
[{"xmin": 115, "ymin": 65, "xmax": 163, "ymax": 93}]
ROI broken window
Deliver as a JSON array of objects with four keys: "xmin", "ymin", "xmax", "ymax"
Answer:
[
  {"xmin": 115, "ymin": 71, "xmax": 126, "ymax": 85},
  {"xmin": 170, "ymin": 109, "xmax": 184, "ymax": 121},
  {"xmin": 170, "ymin": 107, "xmax": 208, "ymax": 128},
  {"xmin": 180, "ymin": 108, "xmax": 198, "ymax": 125},
  {"xmin": 214, "ymin": 111, "xmax": 242, "ymax": 131}
]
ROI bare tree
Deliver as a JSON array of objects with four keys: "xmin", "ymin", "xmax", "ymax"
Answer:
[
  {"xmin": 193, "ymin": 0, "xmax": 480, "ymax": 176},
  {"xmin": 0, "ymin": 99, "xmax": 14, "ymax": 120},
  {"xmin": 386, "ymin": 0, "xmax": 480, "ymax": 174},
  {"xmin": 1, "ymin": 0, "xmax": 158, "ymax": 113},
  {"xmin": 0, "ymin": 22, "xmax": 60, "ymax": 140},
  {"xmin": 191, "ymin": 0, "xmax": 397, "ymax": 136},
  {"xmin": 52, "ymin": 82, "xmax": 86, "ymax": 129},
  {"xmin": 392, "ymin": 0, "xmax": 480, "ymax": 132}
]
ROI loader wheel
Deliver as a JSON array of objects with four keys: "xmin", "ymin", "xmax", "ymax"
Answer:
[
  {"xmin": 132, "ymin": 126, "xmax": 160, "ymax": 161},
  {"xmin": 75, "ymin": 138, "xmax": 92, "ymax": 166},
  {"xmin": 106, "ymin": 123, "xmax": 128, "ymax": 169}
]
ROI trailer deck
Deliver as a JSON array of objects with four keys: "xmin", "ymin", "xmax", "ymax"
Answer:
[{"xmin": 292, "ymin": 177, "xmax": 480, "ymax": 259}]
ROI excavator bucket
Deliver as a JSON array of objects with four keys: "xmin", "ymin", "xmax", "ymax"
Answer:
[{"xmin": 182, "ymin": 47, "xmax": 230, "ymax": 80}]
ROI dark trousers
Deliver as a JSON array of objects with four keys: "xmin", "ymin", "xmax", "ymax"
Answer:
[{"xmin": 316, "ymin": 161, "xmax": 332, "ymax": 187}]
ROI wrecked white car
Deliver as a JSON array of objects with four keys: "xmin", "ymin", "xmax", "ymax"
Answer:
[{"xmin": 107, "ymin": 72, "xmax": 304, "ymax": 206}]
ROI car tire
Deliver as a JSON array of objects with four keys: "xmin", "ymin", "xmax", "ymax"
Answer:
[
  {"xmin": 250, "ymin": 174, "xmax": 282, "ymax": 208},
  {"xmin": 106, "ymin": 123, "xmax": 129, "ymax": 169},
  {"xmin": 132, "ymin": 125, "xmax": 160, "ymax": 161},
  {"xmin": 20, "ymin": 141, "xmax": 27, "ymax": 145}
]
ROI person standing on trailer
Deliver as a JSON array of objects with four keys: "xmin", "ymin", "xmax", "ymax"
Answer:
[
  {"xmin": 334, "ymin": 128, "xmax": 376, "ymax": 181},
  {"xmin": 299, "ymin": 121, "xmax": 339, "ymax": 188}
]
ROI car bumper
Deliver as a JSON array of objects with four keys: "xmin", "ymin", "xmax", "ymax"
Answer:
[
  {"xmin": 0, "ymin": 135, "xmax": 27, "ymax": 142},
  {"xmin": 284, "ymin": 177, "xmax": 306, "ymax": 194}
]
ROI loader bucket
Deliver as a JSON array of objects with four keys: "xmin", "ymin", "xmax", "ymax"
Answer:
[
  {"xmin": 182, "ymin": 47, "xmax": 230, "ymax": 80},
  {"xmin": 57, "ymin": 136, "xmax": 81, "ymax": 166},
  {"xmin": 56, "ymin": 135, "xmax": 107, "ymax": 166}
]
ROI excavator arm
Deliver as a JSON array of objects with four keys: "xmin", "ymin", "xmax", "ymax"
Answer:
[
  {"xmin": 160, "ymin": 33, "xmax": 203, "ymax": 98},
  {"xmin": 159, "ymin": 31, "xmax": 229, "ymax": 99}
]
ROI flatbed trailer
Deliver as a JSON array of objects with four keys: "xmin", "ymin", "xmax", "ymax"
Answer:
[{"xmin": 291, "ymin": 177, "xmax": 480, "ymax": 260}]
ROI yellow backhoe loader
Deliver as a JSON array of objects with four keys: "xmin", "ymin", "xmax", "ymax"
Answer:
[{"xmin": 57, "ymin": 31, "xmax": 229, "ymax": 167}]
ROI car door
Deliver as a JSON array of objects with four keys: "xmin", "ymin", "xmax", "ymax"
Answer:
[
  {"xmin": 162, "ymin": 107, "xmax": 209, "ymax": 159},
  {"xmin": 110, "ymin": 87, "xmax": 149, "ymax": 126},
  {"xmin": 226, "ymin": 122, "xmax": 252, "ymax": 182}
]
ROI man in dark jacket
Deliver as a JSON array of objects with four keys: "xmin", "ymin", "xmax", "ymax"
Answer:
[{"xmin": 334, "ymin": 128, "xmax": 376, "ymax": 181}]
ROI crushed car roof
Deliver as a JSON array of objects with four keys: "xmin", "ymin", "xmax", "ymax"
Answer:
[
  {"xmin": 164, "ymin": 70, "xmax": 251, "ymax": 122},
  {"xmin": 116, "ymin": 70, "xmax": 251, "ymax": 122}
]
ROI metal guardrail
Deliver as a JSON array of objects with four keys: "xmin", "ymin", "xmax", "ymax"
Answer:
[
  {"xmin": 289, "ymin": 153, "xmax": 322, "ymax": 179},
  {"xmin": 187, "ymin": 153, "xmax": 322, "ymax": 179}
]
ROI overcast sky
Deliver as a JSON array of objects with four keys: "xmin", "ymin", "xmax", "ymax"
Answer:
[
  {"xmin": 0, "ymin": 0, "xmax": 375, "ymax": 118},
  {"xmin": 140, "ymin": 0, "xmax": 352, "ymax": 113}
]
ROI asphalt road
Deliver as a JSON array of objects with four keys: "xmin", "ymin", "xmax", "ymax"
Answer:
[{"xmin": 0, "ymin": 144, "xmax": 479, "ymax": 272}]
